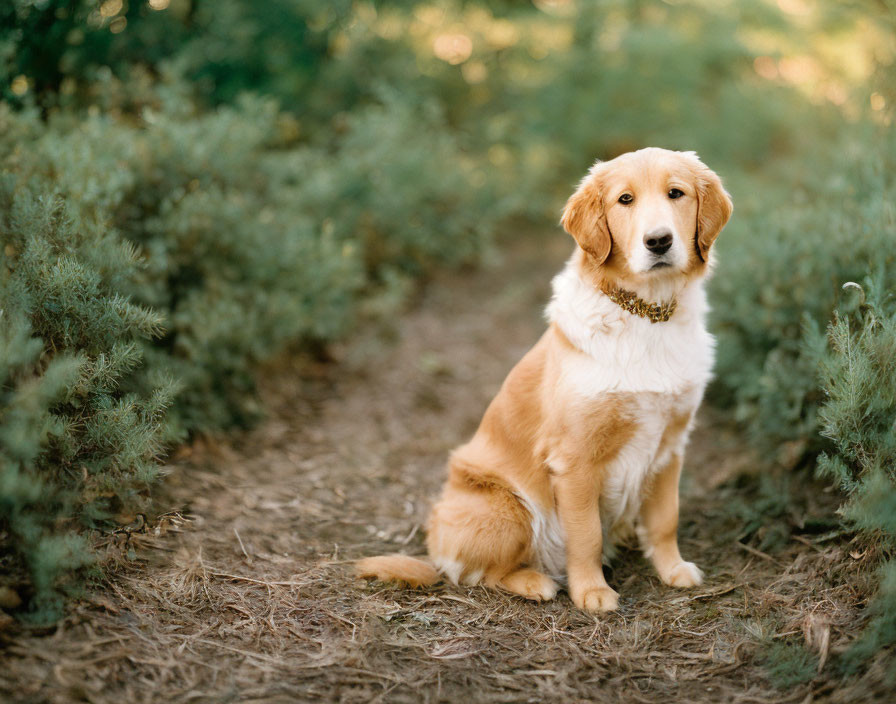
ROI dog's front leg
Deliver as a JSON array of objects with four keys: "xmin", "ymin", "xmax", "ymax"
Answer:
[
  {"xmin": 638, "ymin": 453, "xmax": 703, "ymax": 588},
  {"xmin": 552, "ymin": 468, "xmax": 619, "ymax": 613}
]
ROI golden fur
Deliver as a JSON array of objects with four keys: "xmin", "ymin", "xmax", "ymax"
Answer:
[{"xmin": 357, "ymin": 148, "xmax": 733, "ymax": 612}]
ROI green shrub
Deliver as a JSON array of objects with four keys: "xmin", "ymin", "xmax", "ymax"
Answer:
[
  {"xmin": 0, "ymin": 187, "xmax": 177, "ymax": 620},
  {"xmin": 813, "ymin": 284, "xmax": 896, "ymax": 670},
  {"xmin": 285, "ymin": 88, "xmax": 501, "ymax": 277},
  {"xmin": 762, "ymin": 640, "xmax": 819, "ymax": 689},
  {"xmin": 707, "ymin": 117, "xmax": 894, "ymax": 671},
  {"xmin": 2, "ymin": 78, "xmax": 500, "ymax": 426},
  {"xmin": 711, "ymin": 125, "xmax": 896, "ymax": 459},
  {"xmin": 0, "ymin": 71, "xmax": 502, "ymax": 610}
]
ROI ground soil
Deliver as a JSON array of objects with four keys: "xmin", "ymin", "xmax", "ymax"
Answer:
[{"xmin": 0, "ymin": 235, "xmax": 890, "ymax": 703}]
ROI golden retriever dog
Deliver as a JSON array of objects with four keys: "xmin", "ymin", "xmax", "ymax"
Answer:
[{"xmin": 358, "ymin": 148, "xmax": 732, "ymax": 612}]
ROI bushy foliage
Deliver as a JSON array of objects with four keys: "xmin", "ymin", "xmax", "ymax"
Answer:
[
  {"xmin": 509, "ymin": 2, "xmax": 821, "ymax": 176},
  {"xmin": 2, "ymin": 73, "xmax": 500, "ymax": 427},
  {"xmin": 709, "ymin": 113, "xmax": 895, "ymax": 669},
  {"xmin": 1, "ymin": 58, "xmax": 501, "ymax": 611},
  {"xmin": 0, "ymin": 186, "xmax": 178, "ymax": 619},
  {"xmin": 1, "ymin": 0, "xmax": 414, "ymax": 122},
  {"xmin": 762, "ymin": 640, "xmax": 819, "ymax": 689},
  {"xmin": 813, "ymin": 286, "xmax": 896, "ymax": 669},
  {"xmin": 1, "ymin": 0, "xmax": 191, "ymax": 107},
  {"xmin": 712, "ymin": 125, "xmax": 896, "ymax": 459},
  {"xmin": 290, "ymin": 89, "xmax": 501, "ymax": 276}
]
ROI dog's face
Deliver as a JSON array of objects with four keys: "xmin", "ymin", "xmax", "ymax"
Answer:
[{"xmin": 561, "ymin": 148, "xmax": 732, "ymax": 283}]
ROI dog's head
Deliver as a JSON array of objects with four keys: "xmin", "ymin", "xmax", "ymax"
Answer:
[{"xmin": 561, "ymin": 148, "xmax": 732, "ymax": 286}]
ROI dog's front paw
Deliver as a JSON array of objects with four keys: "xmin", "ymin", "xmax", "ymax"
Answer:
[
  {"xmin": 572, "ymin": 585, "xmax": 619, "ymax": 613},
  {"xmin": 663, "ymin": 561, "xmax": 704, "ymax": 588}
]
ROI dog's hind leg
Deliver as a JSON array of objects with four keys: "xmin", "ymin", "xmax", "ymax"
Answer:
[{"xmin": 426, "ymin": 466, "xmax": 538, "ymax": 593}]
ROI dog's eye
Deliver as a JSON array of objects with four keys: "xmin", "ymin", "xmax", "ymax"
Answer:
[
  {"xmin": 618, "ymin": 193, "xmax": 634, "ymax": 204},
  {"xmin": 668, "ymin": 188, "xmax": 684, "ymax": 200}
]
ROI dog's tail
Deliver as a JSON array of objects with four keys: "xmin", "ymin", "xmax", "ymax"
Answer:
[{"xmin": 356, "ymin": 554, "xmax": 441, "ymax": 588}]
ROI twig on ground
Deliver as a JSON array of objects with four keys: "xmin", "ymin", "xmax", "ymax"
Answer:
[{"xmin": 736, "ymin": 541, "xmax": 784, "ymax": 565}]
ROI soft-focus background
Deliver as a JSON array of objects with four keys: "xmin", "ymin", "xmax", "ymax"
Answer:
[{"xmin": 1, "ymin": 0, "xmax": 894, "ymax": 684}]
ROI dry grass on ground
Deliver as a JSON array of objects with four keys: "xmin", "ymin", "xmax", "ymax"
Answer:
[{"xmin": 0, "ymin": 236, "xmax": 890, "ymax": 703}]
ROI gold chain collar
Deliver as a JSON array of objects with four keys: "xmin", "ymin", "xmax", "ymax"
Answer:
[{"xmin": 603, "ymin": 285, "xmax": 677, "ymax": 323}]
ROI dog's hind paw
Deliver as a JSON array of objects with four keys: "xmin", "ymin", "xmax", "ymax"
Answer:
[{"xmin": 499, "ymin": 568, "xmax": 559, "ymax": 602}]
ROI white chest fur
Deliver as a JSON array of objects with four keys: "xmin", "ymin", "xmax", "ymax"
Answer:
[{"xmin": 546, "ymin": 258, "xmax": 715, "ymax": 396}]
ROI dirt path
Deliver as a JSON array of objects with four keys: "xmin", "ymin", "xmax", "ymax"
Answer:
[{"xmin": 0, "ymin": 236, "xmax": 884, "ymax": 703}]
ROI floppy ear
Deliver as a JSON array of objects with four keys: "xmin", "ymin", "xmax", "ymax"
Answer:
[
  {"xmin": 560, "ymin": 167, "xmax": 612, "ymax": 264},
  {"xmin": 695, "ymin": 165, "xmax": 733, "ymax": 261}
]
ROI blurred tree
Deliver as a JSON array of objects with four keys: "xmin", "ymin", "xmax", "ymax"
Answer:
[{"xmin": 0, "ymin": 0, "xmax": 190, "ymax": 107}]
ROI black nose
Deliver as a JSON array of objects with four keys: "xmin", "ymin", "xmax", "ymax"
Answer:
[{"xmin": 644, "ymin": 229, "xmax": 673, "ymax": 255}]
